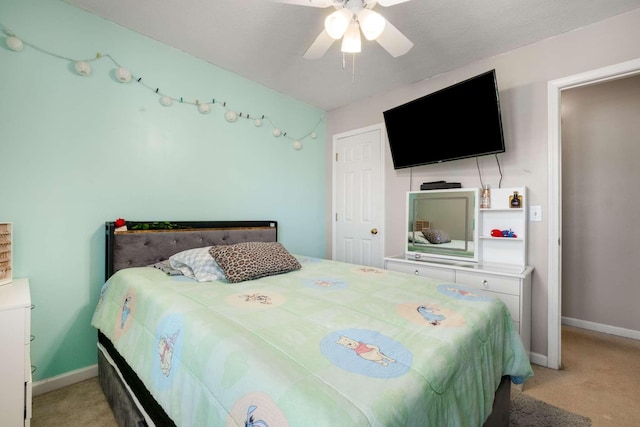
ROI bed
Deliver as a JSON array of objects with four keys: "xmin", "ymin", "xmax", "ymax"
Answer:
[{"xmin": 93, "ymin": 220, "xmax": 532, "ymax": 427}]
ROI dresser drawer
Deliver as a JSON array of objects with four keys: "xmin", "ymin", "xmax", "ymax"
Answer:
[
  {"xmin": 25, "ymin": 379, "xmax": 32, "ymax": 421},
  {"xmin": 456, "ymin": 271, "xmax": 521, "ymax": 296},
  {"xmin": 480, "ymin": 291, "xmax": 520, "ymax": 322},
  {"xmin": 386, "ymin": 260, "xmax": 455, "ymax": 282},
  {"xmin": 24, "ymin": 343, "xmax": 31, "ymax": 381},
  {"xmin": 24, "ymin": 308, "xmax": 31, "ymax": 345}
]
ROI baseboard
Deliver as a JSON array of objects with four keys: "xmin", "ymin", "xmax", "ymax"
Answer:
[
  {"xmin": 32, "ymin": 364, "xmax": 98, "ymax": 396},
  {"xmin": 562, "ymin": 316, "xmax": 640, "ymax": 341},
  {"xmin": 529, "ymin": 351, "xmax": 547, "ymax": 368}
]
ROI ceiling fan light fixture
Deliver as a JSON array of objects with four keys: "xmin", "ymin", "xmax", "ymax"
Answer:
[
  {"xmin": 293, "ymin": 0, "xmax": 413, "ymax": 60},
  {"xmin": 359, "ymin": 9, "xmax": 386, "ymax": 41},
  {"xmin": 341, "ymin": 20, "xmax": 362, "ymax": 53},
  {"xmin": 324, "ymin": 9, "xmax": 350, "ymax": 39}
]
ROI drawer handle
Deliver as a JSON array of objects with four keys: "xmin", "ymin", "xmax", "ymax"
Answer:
[
  {"xmin": 414, "ymin": 269, "xmax": 420, "ymax": 275},
  {"xmin": 30, "ymin": 335, "xmax": 35, "ymax": 342},
  {"xmin": 482, "ymin": 280, "xmax": 489, "ymax": 288}
]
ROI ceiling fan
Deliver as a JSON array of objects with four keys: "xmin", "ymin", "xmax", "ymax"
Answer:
[{"xmin": 275, "ymin": 0, "xmax": 414, "ymax": 59}]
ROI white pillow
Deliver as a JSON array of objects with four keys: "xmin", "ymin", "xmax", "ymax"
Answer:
[
  {"xmin": 169, "ymin": 246, "xmax": 226, "ymax": 282},
  {"xmin": 408, "ymin": 232, "xmax": 430, "ymax": 244}
]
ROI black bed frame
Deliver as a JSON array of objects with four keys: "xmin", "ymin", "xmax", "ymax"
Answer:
[{"xmin": 99, "ymin": 220, "xmax": 510, "ymax": 427}]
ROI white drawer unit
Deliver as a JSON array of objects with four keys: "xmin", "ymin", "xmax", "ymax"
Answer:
[
  {"xmin": 385, "ymin": 256, "xmax": 532, "ymax": 355},
  {"xmin": 456, "ymin": 271, "xmax": 521, "ymax": 296},
  {"xmin": 385, "ymin": 259, "xmax": 455, "ymax": 282},
  {"xmin": 0, "ymin": 278, "xmax": 32, "ymax": 426},
  {"xmin": 456, "ymin": 271, "xmax": 524, "ymax": 335}
]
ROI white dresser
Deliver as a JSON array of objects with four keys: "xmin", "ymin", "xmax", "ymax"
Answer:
[
  {"xmin": 0, "ymin": 278, "xmax": 32, "ymax": 426},
  {"xmin": 384, "ymin": 256, "xmax": 533, "ymax": 355},
  {"xmin": 392, "ymin": 185, "xmax": 533, "ymax": 356}
]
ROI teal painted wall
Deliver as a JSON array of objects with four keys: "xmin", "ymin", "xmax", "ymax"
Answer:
[{"xmin": 0, "ymin": 0, "xmax": 326, "ymax": 381}]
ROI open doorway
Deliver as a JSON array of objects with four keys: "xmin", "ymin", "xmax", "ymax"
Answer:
[
  {"xmin": 547, "ymin": 59, "xmax": 640, "ymax": 369},
  {"xmin": 560, "ymin": 74, "xmax": 640, "ymax": 362}
]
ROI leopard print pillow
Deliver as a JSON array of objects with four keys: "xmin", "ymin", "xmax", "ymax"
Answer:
[{"xmin": 208, "ymin": 242, "xmax": 301, "ymax": 283}]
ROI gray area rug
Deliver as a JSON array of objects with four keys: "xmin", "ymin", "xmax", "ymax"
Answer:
[{"xmin": 510, "ymin": 392, "xmax": 591, "ymax": 426}]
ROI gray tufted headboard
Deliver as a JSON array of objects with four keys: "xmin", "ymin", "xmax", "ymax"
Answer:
[{"xmin": 105, "ymin": 221, "xmax": 277, "ymax": 280}]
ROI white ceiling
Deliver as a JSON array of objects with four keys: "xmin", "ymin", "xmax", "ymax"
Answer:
[{"xmin": 66, "ymin": 0, "xmax": 640, "ymax": 111}]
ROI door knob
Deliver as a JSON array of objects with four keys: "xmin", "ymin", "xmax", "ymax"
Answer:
[{"xmin": 371, "ymin": 228, "xmax": 378, "ymax": 235}]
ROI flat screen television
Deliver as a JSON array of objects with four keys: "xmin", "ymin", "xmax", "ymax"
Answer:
[{"xmin": 383, "ymin": 69, "xmax": 505, "ymax": 169}]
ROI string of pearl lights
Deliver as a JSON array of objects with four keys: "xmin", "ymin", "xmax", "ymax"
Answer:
[{"xmin": 2, "ymin": 26, "xmax": 323, "ymax": 150}]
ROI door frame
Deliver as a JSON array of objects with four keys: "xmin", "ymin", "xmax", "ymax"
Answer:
[
  {"xmin": 547, "ymin": 58, "xmax": 640, "ymax": 369},
  {"xmin": 331, "ymin": 123, "xmax": 386, "ymax": 266}
]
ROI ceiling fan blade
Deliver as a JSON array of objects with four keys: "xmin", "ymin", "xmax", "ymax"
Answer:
[
  {"xmin": 272, "ymin": 0, "xmax": 335, "ymax": 7},
  {"xmin": 303, "ymin": 29, "xmax": 336, "ymax": 59},
  {"xmin": 375, "ymin": 18, "xmax": 413, "ymax": 57},
  {"xmin": 376, "ymin": 0, "xmax": 411, "ymax": 6}
]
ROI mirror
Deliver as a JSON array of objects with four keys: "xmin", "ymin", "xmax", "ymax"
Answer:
[{"xmin": 406, "ymin": 188, "xmax": 479, "ymax": 262}]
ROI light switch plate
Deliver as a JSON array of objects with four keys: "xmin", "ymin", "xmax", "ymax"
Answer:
[{"xmin": 529, "ymin": 205, "xmax": 542, "ymax": 222}]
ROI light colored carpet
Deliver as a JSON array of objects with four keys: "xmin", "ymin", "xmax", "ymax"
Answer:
[
  {"xmin": 522, "ymin": 326, "xmax": 640, "ymax": 426},
  {"xmin": 32, "ymin": 376, "xmax": 116, "ymax": 427}
]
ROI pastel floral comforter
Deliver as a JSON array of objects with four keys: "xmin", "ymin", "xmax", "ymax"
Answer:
[{"xmin": 91, "ymin": 256, "xmax": 533, "ymax": 426}]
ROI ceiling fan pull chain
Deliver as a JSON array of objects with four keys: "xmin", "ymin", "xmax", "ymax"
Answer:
[
  {"xmin": 352, "ymin": 53, "xmax": 356, "ymax": 83},
  {"xmin": 341, "ymin": 51, "xmax": 357, "ymax": 84}
]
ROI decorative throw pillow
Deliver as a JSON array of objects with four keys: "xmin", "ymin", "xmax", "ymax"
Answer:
[
  {"xmin": 408, "ymin": 232, "xmax": 430, "ymax": 244},
  {"xmin": 208, "ymin": 242, "xmax": 302, "ymax": 283},
  {"xmin": 422, "ymin": 229, "xmax": 451, "ymax": 244},
  {"xmin": 169, "ymin": 246, "xmax": 226, "ymax": 282}
]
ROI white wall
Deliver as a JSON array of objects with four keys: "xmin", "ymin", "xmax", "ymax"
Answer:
[
  {"xmin": 1, "ymin": 0, "xmax": 326, "ymax": 381},
  {"xmin": 325, "ymin": 8, "xmax": 640, "ymax": 360}
]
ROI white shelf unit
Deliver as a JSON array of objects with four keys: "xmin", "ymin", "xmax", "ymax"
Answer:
[
  {"xmin": 0, "ymin": 278, "xmax": 32, "ymax": 426},
  {"xmin": 0, "ymin": 222, "xmax": 12, "ymax": 286},
  {"xmin": 478, "ymin": 186, "xmax": 527, "ymax": 268}
]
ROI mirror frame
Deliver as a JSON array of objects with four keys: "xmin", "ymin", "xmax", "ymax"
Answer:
[{"xmin": 405, "ymin": 188, "xmax": 479, "ymax": 263}]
